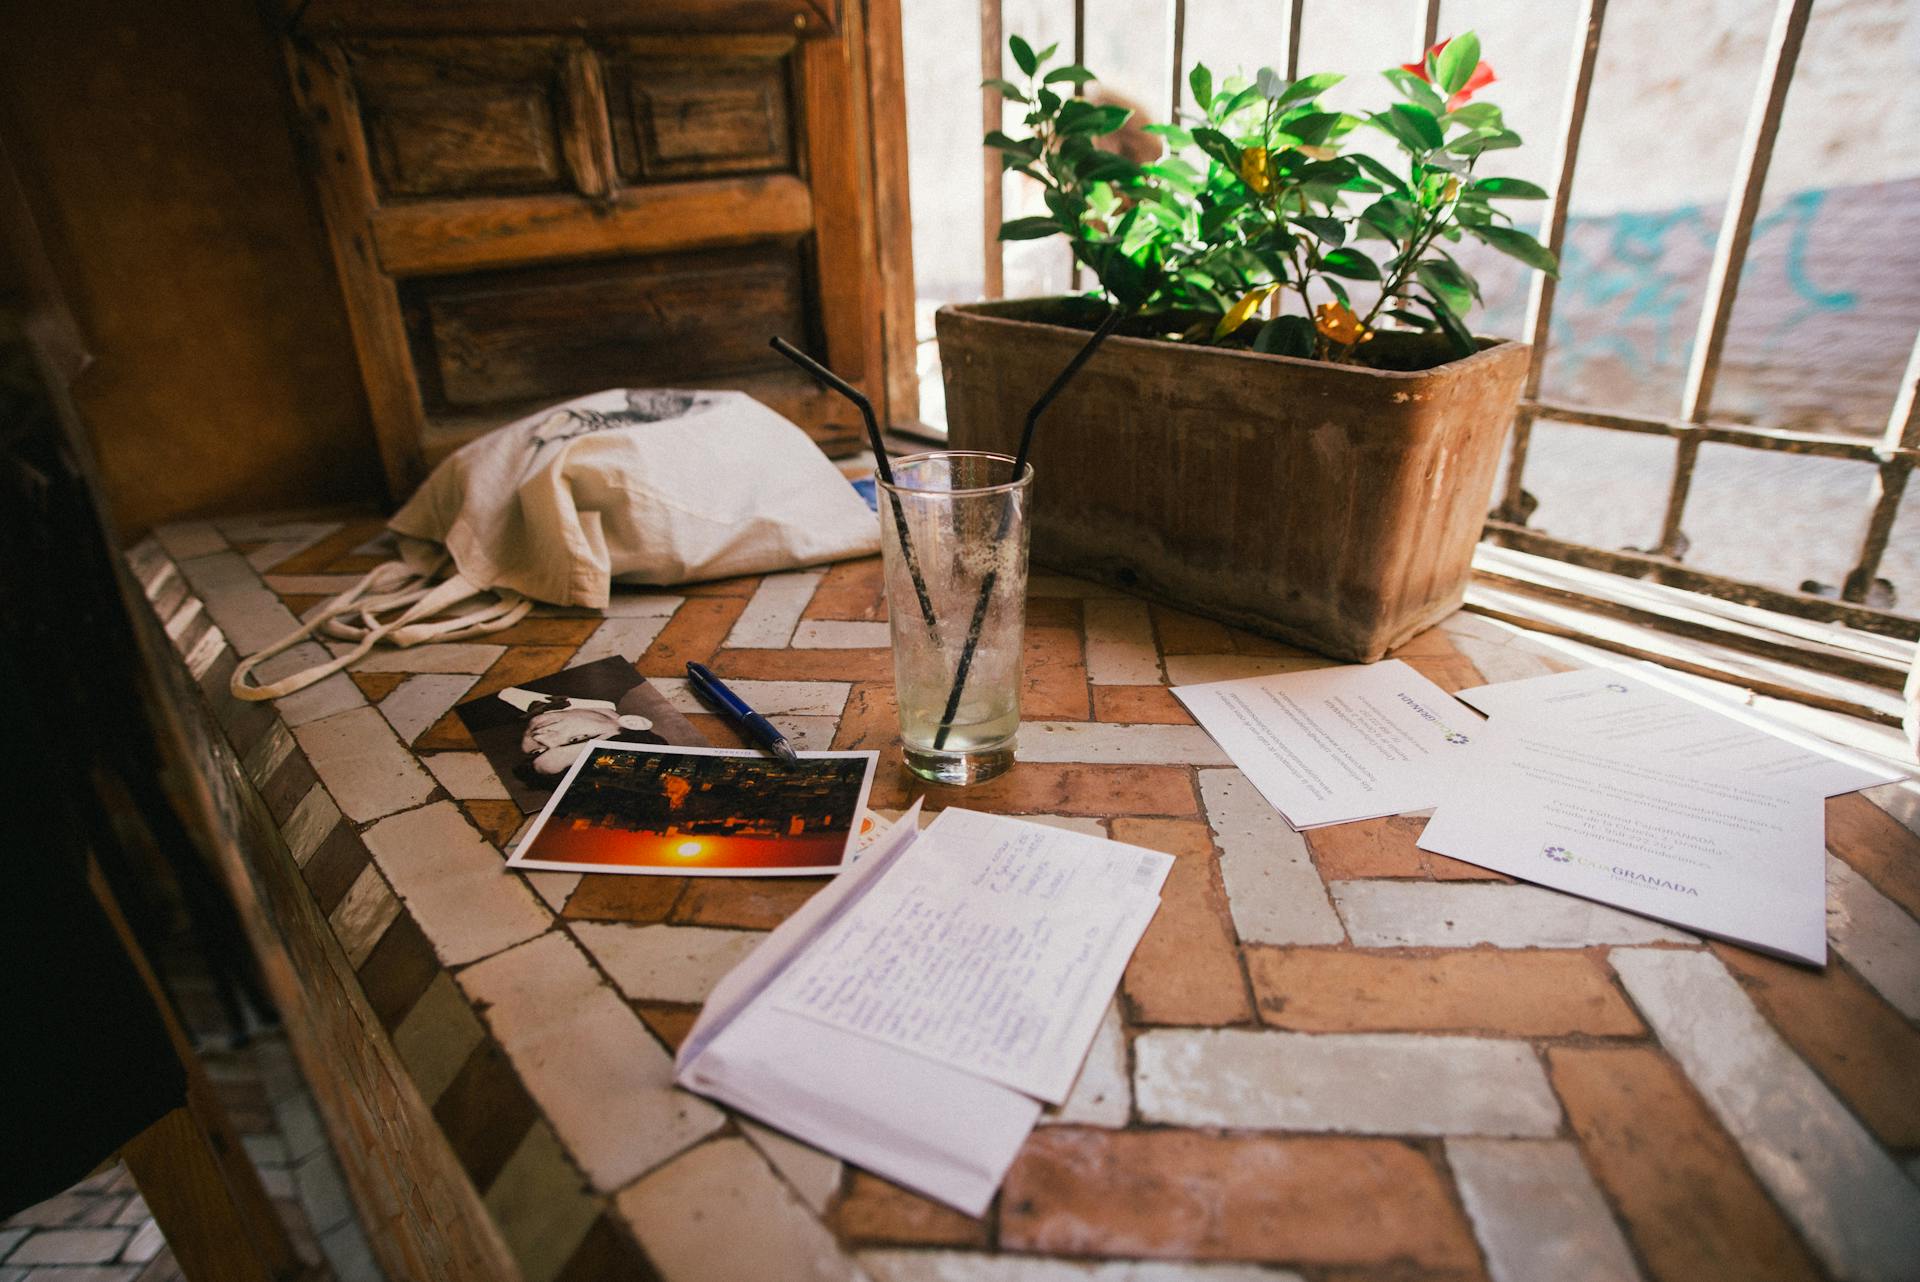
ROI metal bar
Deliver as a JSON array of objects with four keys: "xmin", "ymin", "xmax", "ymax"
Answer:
[
  {"xmin": 1482, "ymin": 520, "xmax": 1920, "ymax": 642},
  {"xmin": 1168, "ymin": 0, "xmax": 1187, "ymax": 121},
  {"xmin": 1526, "ymin": 400, "xmax": 1900, "ymax": 463},
  {"xmin": 1494, "ymin": 0, "xmax": 1608, "ymax": 524},
  {"xmin": 980, "ymin": 0, "xmax": 1004, "ymax": 299},
  {"xmin": 1657, "ymin": 0, "xmax": 1814, "ymax": 556},
  {"xmin": 1422, "ymin": 0, "xmax": 1442, "ymax": 52},
  {"xmin": 1067, "ymin": 0, "xmax": 1088, "ymax": 292},
  {"xmin": 1841, "ymin": 331, "xmax": 1920, "ymax": 600},
  {"xmin": 1285, "ymin": 0, "xmax": 1304, "ymax": 80}
]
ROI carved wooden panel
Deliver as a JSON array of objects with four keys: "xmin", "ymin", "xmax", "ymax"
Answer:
[
  {"xmin": 603, "ymin": 41, "xmax": 794, "ymax": 181},
  {"xmin": 351, "ymin": 40, "xmax": 573, "ymax": 200},
  {"xmin": 402, "ymin": 243, "xmax": 810, "ymax": 411}
]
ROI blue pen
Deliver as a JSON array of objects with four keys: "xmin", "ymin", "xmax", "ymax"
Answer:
[{"xmin": 685, "ymin": 662, "xmax": 799, "ymax": 762}]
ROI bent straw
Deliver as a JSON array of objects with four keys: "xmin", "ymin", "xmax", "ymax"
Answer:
[
  {"xmin": 932, "ymin": 307, "xmax": 1126, "ymax": 751},
  {"xmin": 769, "ymin": 337, "xmax": 942, "ymax": 641}
]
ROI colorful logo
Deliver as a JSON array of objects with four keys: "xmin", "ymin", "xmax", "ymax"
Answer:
[
  {"xmin": 1444, "ymin": 731, "xmax": 1470, "ymax": 745},
  {"xmin": 1543, "ymin": 844, "xmax": 1572, "ymax": 863}
]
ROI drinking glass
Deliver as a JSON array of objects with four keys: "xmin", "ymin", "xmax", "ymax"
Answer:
[{"xmin": 876, "ymin": 452, "xmax": 1032, "ymax": 785}]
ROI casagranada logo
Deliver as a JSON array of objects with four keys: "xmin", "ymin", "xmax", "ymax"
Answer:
[
  {"xmin": 1396, "ymin": 692, "xmax": 1471, "ymax": 746},
  {"xmin": 1538, "ymin": 844, "xmax": 1699, "ymax": 895}
]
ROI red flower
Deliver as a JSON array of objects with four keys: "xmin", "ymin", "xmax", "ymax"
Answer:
[{"xmin": 1401, "ymin": 38, "xmax": 1496, "ymax": 110}]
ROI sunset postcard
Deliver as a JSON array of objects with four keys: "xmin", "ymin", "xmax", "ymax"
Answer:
[{"xmin": 504, "ymin": 741, "xmax": 880, "ymax": 877}]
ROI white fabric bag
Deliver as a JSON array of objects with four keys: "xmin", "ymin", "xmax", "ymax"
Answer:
[{"xmin": 232, "ymin": 389, "xmax": 879, "ymax": 701}]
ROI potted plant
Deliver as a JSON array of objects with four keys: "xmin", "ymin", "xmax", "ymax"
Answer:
[{"xmin": 940, "ymin": 33, "xmax": 1556, "ymax": 662}]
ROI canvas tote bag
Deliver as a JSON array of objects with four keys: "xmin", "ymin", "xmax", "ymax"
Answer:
[{"xmin": 232, "ymin": 389, "xmax": 880, "ymax": 701}]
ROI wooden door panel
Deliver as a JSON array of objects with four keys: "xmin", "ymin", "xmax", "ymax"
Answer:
[{"xmin": 602, "ymin": 38, "xmax": 796, "ymax": 182}]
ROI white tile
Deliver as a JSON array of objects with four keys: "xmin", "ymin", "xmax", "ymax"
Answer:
[
  {"xmin": 282, "ymin": 785, "xmax": 342, "ymax": 867},
  {"xmin": 459, "ymin": 932, "xmax": 725, "ymax": 1191},
  {"xmin": 1042, "ymin": 1001, "xmax": 1129, "ymax": 1128},
  {"xmin": 1135, "ymin": 1029, "xmax": 1561, "ymax": 1137},
  {"xmin": 329, "ymin": 864, "xmax": 399, "ymax": 969},
  {"xmin": 605, "ymin": 590, "xmax": 686, "ymax": 618},
  {"xmin": 1016, "ymin": 722, "xmax": 1229, "ymax": 766},
  {"xmin": 165, "ymin": 595, "xmax": 204, "ymax": 644},
  {"xmin": 1859, "ymin": 781, "xmax": 1920, "ymax": 839},
  {"xmin": 248, "ymin": 537, "xmax": 327, "ymax": 572},
  {"xmin": 482, "ymin": 1121, "xmax": 600, "ymax": 1282},
  {"xmin": 1083, "ymin": 599, "xmax": 1162, "ymax": 685},
  {"xmin": 293, "ymin": 706, "xmax": 437, "ymax": 823},
  {"xmin": 120, "ymin": 1217, "xmax": 165, "ymax": 1265},
  {"xmin": 126, "ymin": 537, "xmax": 171, "ymax": 591},
  {"xmin": 569, "ymin": 616, "xmax": 670, "ymax": 667},
  {"xmin": 217, "ymin": 516, "xmax": 341, "ymax": 544},
  {"xmin": 739, "ymin": 1119, "xmax": 844, "ymax": 1216},
  {"xmin": 1825, "ymin": 854, "xmax": 1920, "ymax": 1019},
  {"xmin": 728, "ymin": 572, "xmax": 824, "ymax": 648},
  {"xmin": 525, "ymin": 871, "xmax": 581, "ymax": 912},
  {"xmin": 154, "ymin": 520, "xmax": 226, "ymax": 560},
  {"xmin": 1332, "ymin": 881, "xmax": 1693, "ymax": 949},
  {"xmin": 1165, "ymin": 654, "xmax": 1339, "ymax": 685},
  {"xmin": 616, "ymin": 1137, "xmax": 861, "ymax": 1282},
  {"xmin": 769, "ymin": 716, "xmax": 841, "ymax": 751},
  {"xmin": 244, "ymin": 721, "xmax": 295, "ymax": 789},
  {"xmin": 791, "ymin": 620, "xmax": 892, "ymax": 649},
  {"xmin": 424, "ymin": 751, "xmax": 511, "ymax": 801},
  {"xmin": 392, "ymin": 972, "xmax": 486, "ymax": 1105},
  {"xmin": 259, "ymin": 641, "xmax": 365, "ymax": 727},
  {"xmin": 1016, "ymin": 814, "xmax": 1109, "ymax": 838},
  {"xmin": 1446, "ymin": 1139, "xmax": 1643, "ymax": 1282},
  {"xmin": 185, "ymin": 624, "xmax": 229, "ymax": 682},
  {"xmin": 574, "ymin": 922, "xmax": 766, "ymax": 1004},
  {"xmin": 654, "ymin": 677, "xmax": 852, "ymax": 718},
  {"xmin": 177, "ymin": 551, "xmax": 303, "ymax": 656},
  {"xmin": 861, "ymin": 1254, "xmax": 1302, "ymax": 1282},
  {"xmin": 1199, "ymin": 770, "xmax": 1344, "ymax": 946},
  {"xmin": 363, "ymin": 802, "xmax": 549, "ymax": 966},
  {"xmin": 264, "ymin": 574, "xmax": 367, "ymax": 596},
  {"xmin": 379, "ymin": 672, "xmax": 479, "ymax": 744},
  {"xmin": 1610, "ymin": 947, "xmax": 1920, "ymax": 1281},
  {"xmin": 351, "ymin": 642, "xmax": 506, "ymax": 674}
]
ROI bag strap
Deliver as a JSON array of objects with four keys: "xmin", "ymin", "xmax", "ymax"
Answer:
[{"xmin": 230, "ymin": 560, "xmax": 531, "ymax": 702}]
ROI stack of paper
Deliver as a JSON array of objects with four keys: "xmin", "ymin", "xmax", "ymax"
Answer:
[{"xmin": 675, "ymin": 803, "xmax": 1173, "ymax": 1214}]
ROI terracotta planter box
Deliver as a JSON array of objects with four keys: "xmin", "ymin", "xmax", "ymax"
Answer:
[{"xmin": 938, "ymin": 298, "xmax": 1530, "ymax": 663}]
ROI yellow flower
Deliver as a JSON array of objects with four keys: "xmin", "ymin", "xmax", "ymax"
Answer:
[
  {"xmin": 1237, "ymin": 146, "xmax": 1272, "ymax": 194},
  {"xmin": 1442, "ymin": 176, "xmax": 1461, "ymax": 202},
  {"xmin": 1214, "ymin": 284, "xmax": 1280, "ymax": 340},
  {"xmin": 1314, "ymin": 300, "xmax": 1373, "ymax": 346}
]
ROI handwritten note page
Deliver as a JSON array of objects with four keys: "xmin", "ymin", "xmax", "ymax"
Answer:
[
  {"xmin": 1417, "ymin": 717, "xmax": 1827, "ymax": 964},
  {"xmin": 769, "ymin": 807, "xmax": 1171, "ymax": 1103},
  {"xmin": 1456, "ymin": 668, "xmax": 1897, "ymax": 798},
  {"xmin": 1174, "ymin": 659, "xmax": 1484, "ymax": 828}
]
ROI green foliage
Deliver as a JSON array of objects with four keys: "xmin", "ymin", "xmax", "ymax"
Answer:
[{"xmin": 983, "ymin": 30, "xmax": 1558, "ymax": 363}]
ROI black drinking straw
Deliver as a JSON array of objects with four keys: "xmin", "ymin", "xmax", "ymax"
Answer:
[
  {"xmin": 769, "ymin": 337, "xmax": 942, "ymax": 640},
  {"xmin": 930, "ymin": 307, "xmax": 1127, "ymax": 750}
]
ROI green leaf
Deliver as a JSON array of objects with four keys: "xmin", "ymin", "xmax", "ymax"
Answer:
[
  {"xmin": 1275, "ymin": 71, "xmax": 1344, "ymax": 107},
  {"xmin": 1076, "ymin": 151, "xmax": 1138, "ymax": 182},
  {"xmin": 998, "ymin": 216, "xmax": 1059, "ymax": 241},
  {"xmin": 1416, "ymin": 260, "xmax": 1473, "ymax": 315},
  {"xmin": 1254, "ymin": 314, "xmax": 1317, "ymax": 357},
  {"xmin": 1256, "ymin": 67, "xmax": 1286, "ymax": 100},
  {"xmin": 1215, "ymin": 84, "xmax": 1262, "ymax": 120},
  {"xmin": 1383, "ymin": 308, "xmax": 1435, "ymax": 330},
  {"xmin": 1352, "ymin": 153, "xmax": 1410, "ymax": 194},
  {"xmin": 1191, "ymin": 126, "xmax": 1240, "ymax": 167},
  {"xmin": 1036, "ymin": 88, "xmax": 1062, "ymax": 115},
  {"xmin": 1445, "ymin": 102, "xmax": 1503, "ymax": 130},
  {"xmin": 1189, "ymin": 64, "xmax": 1213, "ymax": 111},
  {"xmin": 1009, "ymin": 34, "xmax": 1038, "ymax": 76},
  {"xmin": 1142, "ymin": 123, "xmax": 1195, "ymax": 147},
  {"xmin": 1044, "ymin": 64, "xmax": 1097, "ymax": 86},
  {"xmin": 1449, "ymin": 128, "xmax": 1522, "ymax": 156},
  {"xmin": 982, "ymin": 77, "xmax": 1030, "ymax": 103},
  {"xmin": 1370, "ymin": 103, "xmax": 1445, "ymax": 153},
  {"xmin": 1467, "ymin": 223, "xmax": 1560, "ymax": 275},
  {"xmin": 1428, "ymin": 298, "xmax": 1478, "ymax": 358},
  {"xmin": 1290, "ymin": 214, "xmax": 1345, "ymax": 247},
  {"xmin": 1036, "ymin": 42, "xmax": 1059, "ymax": 64},
  {"xmin": 1360, "ymin": 196, "xmax": 1417, "ymax": 241},
  {"xmin": 1321, "ymin": 247, "xmax": 1381, "ymax": 280},
  {"xmin": 1284, "ymin": 111, "xmax": 1346, "ymax": 146},
  {"xmin": 1434, "ymin": 32, "xmax": 1481, "ymax": 96},
  {"xmin": 1471, "ymin": 176, "xmax": 1549, "ymax": 200},
  {"xmin": 1057, "ymin": 99, "xmax": 1132, "ymax": 136},
  {"xmin": 984, "ymin": 130, "xmax": 1040, "ymax": 159},
  {"xmin": 1383, "ymin": 68, "xmax": 1445, "ymax": 115}
]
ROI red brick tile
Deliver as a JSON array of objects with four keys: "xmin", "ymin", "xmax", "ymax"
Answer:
[
  {"xmin": 278, "ymin": 593, "xmax": 330, "ymax": 617},
  {"xmin": 1826, "ymin": 793, "xmax": 1920, "ymax": 918},
  {"xmin": 633, "ymin": 1002, "xmax": 699, "ymax": 1054},
  {"xmin": 831, "ymin": 682, "xmax": 900, "ymax": 753},
  {"xmin": 468, "ymin": 646, "xmax": 577, "ymax": 700},
  {"xmin": 804, "ymin": 558, "xmax": 887, "ymax": 620},
  {"xmin": 479, "ymin": 615, "xmax": 603, "ymax": 647},
  {"xmin": 1002, "ymin": 1128, "xmax": 1482, "ymax": 1273},
  {"xmin": 561, "ymin": 875, "xmax": 684, "ymax": 924},
  {"xmin": 829, "ymin": 1171, "xmax": 989, "ymax": 1247},
  {"xmin": 1425, "ymin": 851, "xmax": 1512, "ymax": 882},
  {"xmin": 1549, "ymin": 1046, "xmax": 1823, "ymax": 1282},
  {"xmin": 1248, "ymin": 947, "xmax": 1642, "ymax": 1037},
  {"xmin": 636, "ymin": 597, "xmax": 748, "ymax": 678},
  {"xmin": 1113, "ymin": 819, "xmax": 1251, "ymax": 1026},
  {"xmin": 1151, "ymin": 605, "xmax": 1235, "ymax": 654},
  {"xmin": 671, "ymin": 877, "xmax": 825, "ymax": 929},
  {"xmin": 1091, "ymin": 685, "xmax": 1194, "ymax": 724},
  {"xmin": 462, "ymin": 800, "xmax": 526, "ymax": 850},
  {"xmin": 685, "ymin": 713, "xmax": 749, "ymax": 751},
  {"xmin": 266, "ymin": 518, "xmax": 385, "ymax": 574},
  {"xmin": 1023, "ymin": 624, "xmax": 1090, "ymax": 720},
  {"xmin": 1387, "ymin": 626, "xmax": 1468, "ymax": 660},
  {"xmin": 1715, "ymin": 942, "xmax": 1920, "ymax": 1148},
  {"xmin": 1025, "ymin": 596, "xmax": 1080, "ymax": 629},
  {"xmin": 413, "ymin": 708, "xmax": 478, "ymax": 751},
  {"xmin": 350, "ymin": 671, "xmax": 407, "ymax": 702},
  {"xmin": 1307, "ymin": 816, "xmax": 1429, "ymax": 879},
  {"xmin": 711, "ymin": 647, "xmax": 894, "ymax": 682},
  {"xmin": 870, "ymin": 764, "xmax": 1199, "ymax": 818},
  {"xmin": 1225, "ymin": 627, "xmax": 1317, "ymax": 658},
  {"xmin": 679, "ymin": 574, "xmax": 762, "ymax": 598}
]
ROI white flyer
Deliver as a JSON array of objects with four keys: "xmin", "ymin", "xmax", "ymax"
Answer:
[
  {"xmin": 1456, "ymin": 666, "xmax": 1899, "ymax": 798},
  {"xmin": 1173, "ymin": 659, "xmax": 1484, "ymax": 827},
  {"xmin": 768, "ymin": 807, "xmax": 1170, "ymax": 1103},
  {"xmin": 1417, "ymin": 716, "xmax": 1827, "ymax": 964}
]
